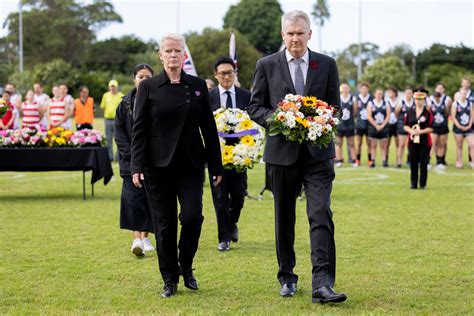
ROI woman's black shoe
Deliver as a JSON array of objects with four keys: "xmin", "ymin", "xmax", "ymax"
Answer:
[{"xmin": 161, "ymin": 283, "xmax": 177, "ymax": 298}]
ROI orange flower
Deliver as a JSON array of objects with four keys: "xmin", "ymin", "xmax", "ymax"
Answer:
[{"xmin": 314, "ymin": 116, "xmax": 326, "ymax": 124}]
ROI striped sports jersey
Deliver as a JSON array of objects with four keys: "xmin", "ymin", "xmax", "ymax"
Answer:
[
  {"xmin": 21, "ymin": 101, "xmax": 41, "ymax": 128},
  {"xmin": 49, "ymin": 97, "xmax": 66, "ymax": 126}
]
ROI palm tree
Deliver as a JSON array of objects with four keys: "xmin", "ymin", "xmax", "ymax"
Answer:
[{"xmin": 311, "ymin": 0, "xmax": 330, "ymax": 52}]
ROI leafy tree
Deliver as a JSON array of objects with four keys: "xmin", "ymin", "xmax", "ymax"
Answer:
[
  {"xmin": 416, "ymin": 44, "xmax": 474, "ymax": 81},
  {"xmin": 424, "ymin": 63, "xmax": 474, "ymax": 96},
  {"xmin": 334, "ymin": 42, "xmax": 380, "ymax": 84},
  {"xmin": 83, "ymin": 35, "xmax": 150, "ymax": 75},
  {"xmin": 223, "ymin": 0, "xmax": 283, "ymax": 55},
  {"xmin": 383, "ymin": 44, "xmax": 415, "ymax": 73},
  {"xmin": 311, "ymin": 0, "xmax": 330, "ymax": 52},
  {"xmin": 2, "ymin": 0, "xmax": 122, "ymax": 67},
  {"xmin": 31, "ymin": 59, "xmax": 81, "ymax": 93},
  {"xmin": 185, "ymin": 28, "xmax": 262, "ymax": 89},
  {"xmin": 361, "ymin": 55, "xmax": 412, "ymax": 90}
]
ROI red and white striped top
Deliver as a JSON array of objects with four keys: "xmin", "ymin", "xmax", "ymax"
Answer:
[
  {"xmin": 49, "ymin": 97, "xmax": 66, "ymax": 126},
  {"xmin": 22, "ymin": 101, "xmax": 41, "ymax": 128}
]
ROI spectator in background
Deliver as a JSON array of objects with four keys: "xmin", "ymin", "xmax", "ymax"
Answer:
[
  {"xmin": 386, "ymin": 87, "xmax": 399, "ymax": 164},
  {"xmin": 451, "ymin": 89, "xmax": 474, "ymax": 169},
  {"xmin": 47, "ymin": 85, "xmax": 70, "ymax": 129},
  {"xmin": 429, "ymin": 83, "xmax": 451, "ymax": 169},
  {"xmin": 205, "ymin": 78, "xmax": 215, "ymax": 91},
  {"xmin": 115, "ymin": 63, "xmax": 155, "ymax": 257},
  {"xmin": 1, "ymin": 92, "xmax": 14, "ymax": 130},
  {"xmin": 395, "ymin": 88, "xmax": 414, "ymax": 168},
  {"xmin": 60, "ymin": 84, "xmax": 74, "ymax": 130},
  {"xmin": 5, "ymin": 83, "xmax": 21, "ymax": 129},
  {"xmin": 33, "ymin": 82, "xmax": 50, "ymax": 129},
  {"xmin": 74, "ymin": 86, "xmax": 94, "ymax": 130},
  {"xmin": 367, "ymin": 88, "xmax": 391, "ymax": 168},
  {"xmin": 101, "ymin": 79, "xmax": 124, "ymax": 161},
  {"xmin": 335, "ymin": 83, "xmax": 357, "ymax": 167},
  {"xmin": 19, "ymin": 90, "xmax": 44, "ymax": 129},
  {"xmin": 354, "ymin": 82, "xmax": 373, "ymax": 167}
]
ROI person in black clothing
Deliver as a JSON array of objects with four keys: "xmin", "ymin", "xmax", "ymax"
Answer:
[
  {"xmin": 404, "ymin": 87, "xmax": 433, "ymax": 189},
  {"xmin": 130, "ymin": 34, "xmax": 223, "ymax": 298},
  {"xmin": 367, "ymin": 88, "xmax": 391, "ymax": 168},
  {"xmin": 209, "ymin": 56, "xmax": 251, "ymax": 252},
  {"xmin": 115, "ymin": 64, "xmax": 154, "ymax": 257}
]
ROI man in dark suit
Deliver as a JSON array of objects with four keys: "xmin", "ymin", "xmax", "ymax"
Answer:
[
  {"xmin": 208, "ymin": 56, "xmax": 251, "ymax": 252},
  {"xmin": 131, "ymin": 34, "xmax": 222, "ymax": 298},
  {"xmin": 247, "ymin": 10, "xmax": 347, "ymax": 304}
]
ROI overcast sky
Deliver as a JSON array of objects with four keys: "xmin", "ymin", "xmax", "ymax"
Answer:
[{"xmin": 1, "ymin": 0, "xmax": 473, "ymax": 54}]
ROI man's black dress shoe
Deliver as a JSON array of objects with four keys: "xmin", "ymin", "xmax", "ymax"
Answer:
[
  {"xmin": 280, "ymin": 282, "xmax": 297, "ymax": 297},
  {"xmin": 161, "ymin": 283, "xmax": 177, "ymax": 298},
  {"xmin": 312, "ymin": 286, "xmax": 347, "ymax": 303},
  {"xmin": 182, "ymin": 268, "xmax": 198, "ymax": 290},
  {"xmin": 231, "ymin": 224, "xmax": 239, "ymax": 242}
]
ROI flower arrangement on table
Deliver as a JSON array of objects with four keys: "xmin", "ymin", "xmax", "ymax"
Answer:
[
  {"xmin": 0, "ymin": 128, "xmax": 48, "ymax": 148},
  {"xmin": 68, "ymin": 129, "xmax": 106, "ymax": 147},
  {"xmin": 267, "ymin": 94, "xmax": 340, "ymax": 147},
  {"xmin": 214, "ymin": 108, "xmax": 264, "ymax": 173},
  {"xmin": 0, "ymin": 127, "xmax": 106, "ymax": 148}
]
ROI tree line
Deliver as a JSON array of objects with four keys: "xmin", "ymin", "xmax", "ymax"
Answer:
[{"xmin": 1, "ymin": 0, "xmax": 473, "ymax": 100}]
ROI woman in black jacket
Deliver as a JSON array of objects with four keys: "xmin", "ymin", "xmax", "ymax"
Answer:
[
  {"xmin": 115, "ymin": 63, "xmax": 154, "ymax": 257},
  {"xmin": 130, "ymin": 34, "xmax": 223, "ymax": 298}
]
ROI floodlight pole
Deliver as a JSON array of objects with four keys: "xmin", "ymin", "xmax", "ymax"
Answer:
[
  {"xmin": 19, "ymin": 0, "xmax": 24, "ymax": 73},
  {"xmin": 357, "ymin": 0, "xmax": 362, "ymax": 82}
]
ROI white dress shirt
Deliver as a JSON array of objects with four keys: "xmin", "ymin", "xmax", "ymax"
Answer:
[
  {"xmin": 218, "ymin": 84, "xmax": 236, "ymax": 109},
  {"xmin": 285, "ymin": 49, "xmax": 309, "ymax": 86}
]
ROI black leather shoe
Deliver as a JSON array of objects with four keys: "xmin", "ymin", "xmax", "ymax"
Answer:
[
  {"xmin": 182, "ymin": 268, "xmax": 198, "ymax": 290},
  {"xmin": 161, "ymin": 283, "xmax": 177, "ymax": 298},
  {"xmin": 231, "ymin": 224, "xmax": 239, "ymax": 242},
  {"xmin": 312, "ymin": 286, "xmax": 347, "ymax": 304},
  {"xmin": 279, "ymin": 282, "xmax": 297, "ymax": 297}
]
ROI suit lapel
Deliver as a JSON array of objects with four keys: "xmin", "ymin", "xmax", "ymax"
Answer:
[
  {"xmin": 304, "ymin": 50, "xmax": 318, "ymax": 96},
  {"xmin": 278, "ymin": 50, "xmax": 296, "ymax": 94}
]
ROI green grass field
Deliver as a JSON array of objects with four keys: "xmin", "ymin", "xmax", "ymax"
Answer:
[{"xmin": 1, "ymin": 119, "xmax": 473, "ymax": 314}]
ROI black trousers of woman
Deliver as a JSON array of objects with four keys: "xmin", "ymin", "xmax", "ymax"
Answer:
[
  {"xmin": 145, "ymin": 156, "xmax": 205, "ymax": 285},
  {"xmin": 408, "ymin": 144, "xmax": 431, "ymax": 188}
]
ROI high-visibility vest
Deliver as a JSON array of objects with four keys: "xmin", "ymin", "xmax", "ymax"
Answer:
[{"xmin": 74, "ymin": 97, "xmax": 94, "ymax": 125}]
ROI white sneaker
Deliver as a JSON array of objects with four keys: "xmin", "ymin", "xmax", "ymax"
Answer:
[
  {"xmin": 427, "ymin": 164, "xmax": 432, "ymax": 170},
  {"xmin": 142, "ymin": 238, "xmax": 155, "ymax": 252},
  {"xmin": 131, "ymin": 239, "xmax": 144, "ymax": 257},
  {"xmin": 352, "ymin": 163, "xmax": 359, "ymax": 168},
  {"xmin": 335, "ymin": 162, "xmax": 343, "ymax": 168},
  {"xmin": 436, "ymin": 164, "xmax": 446, "ymax": 170}
]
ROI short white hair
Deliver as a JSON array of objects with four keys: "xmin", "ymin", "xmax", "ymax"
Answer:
[
  {"xmin": 281, "ymin": 10, "xmax": 311, "ymax": 31},
  {"xmin": 159, "ymin": 33, "xmax": 186, "ymax": 52}
]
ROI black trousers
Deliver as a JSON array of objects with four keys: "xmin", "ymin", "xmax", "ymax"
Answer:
[
  {"xmin": 210, "ymin": 169, "xmax": 247, "ymax": 242},
  {"xmin": 408, "ymin": 144, "xmax": 431, "ymax": 188},
  {"xmin": 145, "ymin": 163, "xmax": 205, "ymax": 284},
  {"xmin": 267, "ymin": 146, "xmax": 336, "ymax": 289}
]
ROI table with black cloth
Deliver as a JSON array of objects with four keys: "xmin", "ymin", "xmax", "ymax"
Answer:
[{"xmin": 0, "ymin": 147, "xmax": 113, "ymax": 200}]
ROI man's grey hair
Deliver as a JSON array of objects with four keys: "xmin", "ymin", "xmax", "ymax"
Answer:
[
  {"xmin": 281, "ymin": 10, "xmax": 311, "ymax": 31},
  {"xmin": 159, "ymin": 33, "xmax": 186, "ymax": 53}
]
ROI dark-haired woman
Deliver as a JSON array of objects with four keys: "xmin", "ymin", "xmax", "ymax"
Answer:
[
  {"xmin": 115, "ymin": 64, "xmax": 155, "ymax": 257},
  {"xmin": 430, "ymin": 83, "xmax": 451, "ymax": 169}
]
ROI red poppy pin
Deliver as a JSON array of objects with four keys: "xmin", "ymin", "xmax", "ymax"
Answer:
[{"xmin": 310, "ymin": 60, "xmax": 318, "ymax": 70}]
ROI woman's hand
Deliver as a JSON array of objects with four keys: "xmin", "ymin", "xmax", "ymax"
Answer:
[
  {"xmin": 212, "ymin": 175, "xmax": 222, "ymax": 187},
  {"xmin": 132, "ymin": 173, "xmax": 145, "ymax": 188}
]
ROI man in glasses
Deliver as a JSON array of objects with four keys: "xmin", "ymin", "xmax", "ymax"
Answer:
[{"xmin": 209, "ymin": 56, "xmax": 251, "ymax": 252}]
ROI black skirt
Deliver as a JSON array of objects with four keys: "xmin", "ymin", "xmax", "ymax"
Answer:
[{"xmin": 120, "ymin": 176, "xmax": 153, "ymax": 233}]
